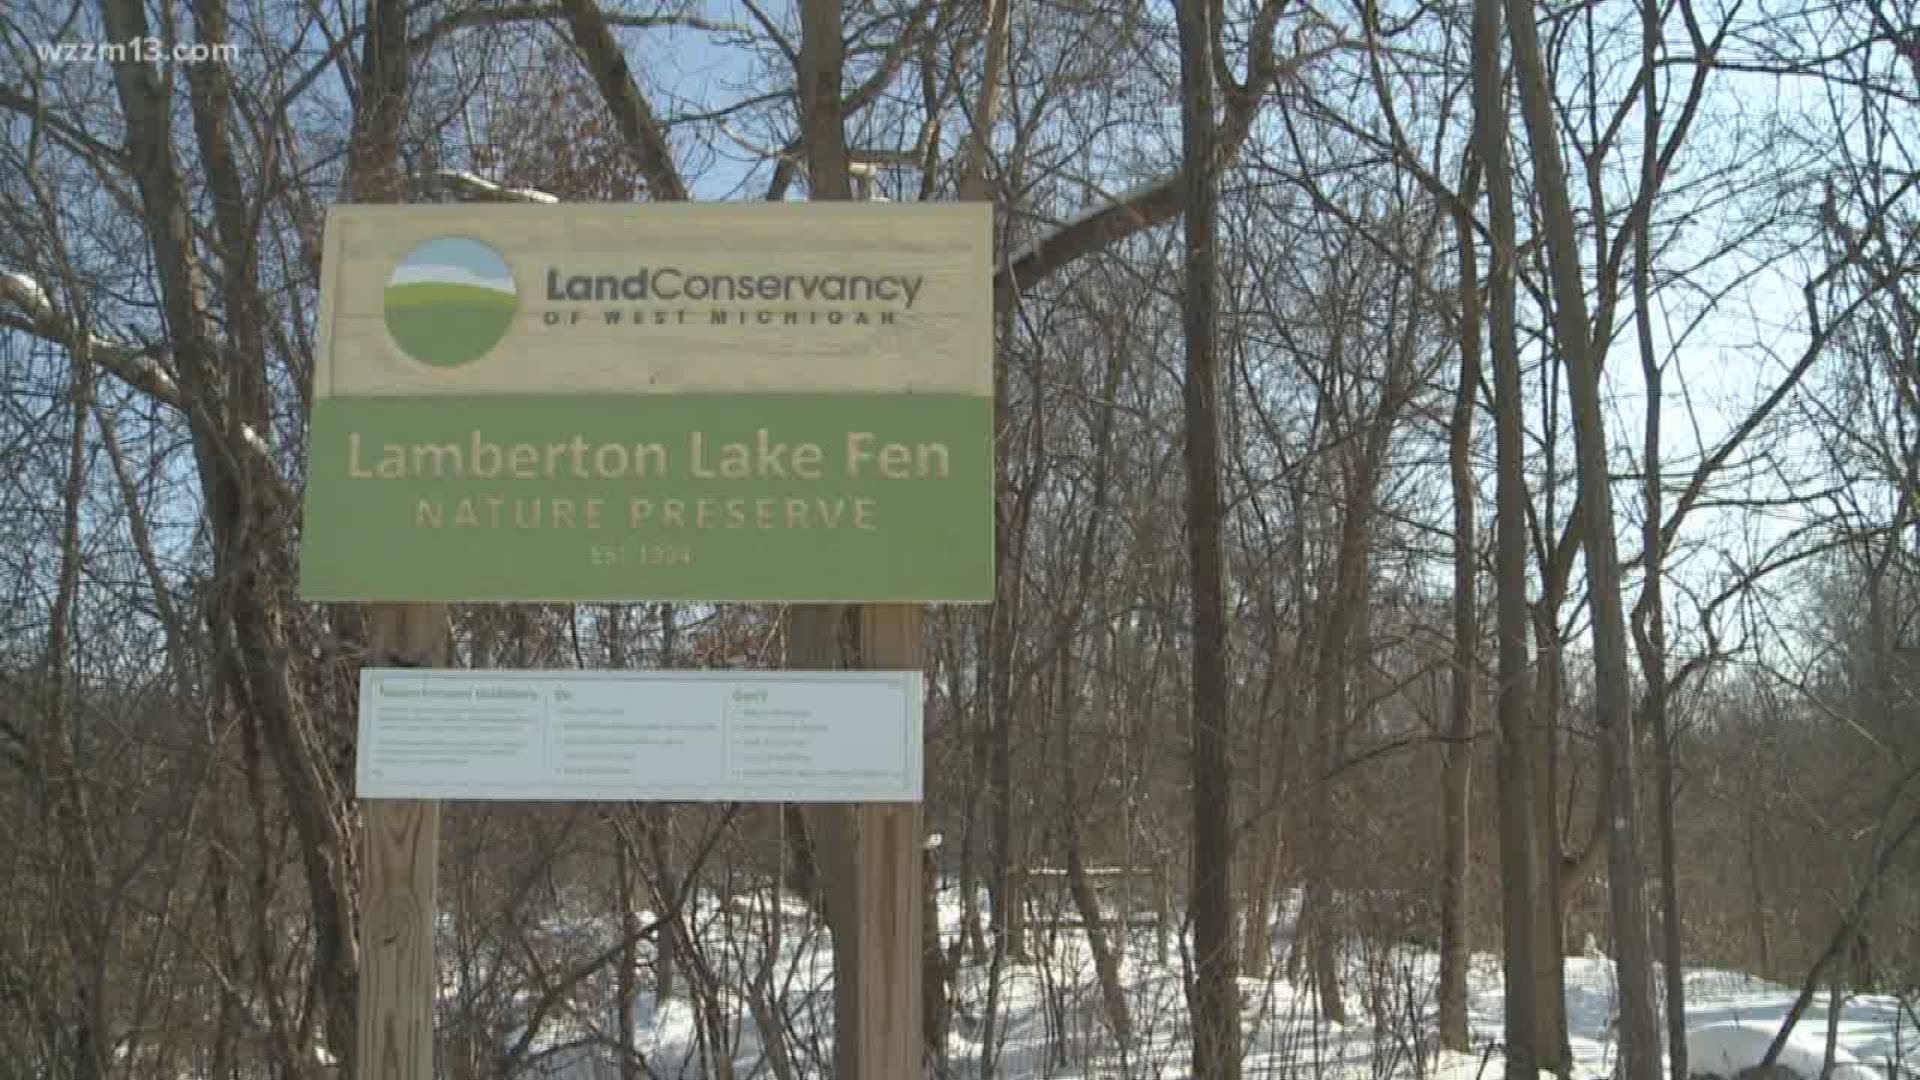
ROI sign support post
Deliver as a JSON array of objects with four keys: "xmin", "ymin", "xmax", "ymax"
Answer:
[
  {"xmin": 799, "ymin": 604, "xmax": 924, "ymax": 1079},
  {"xmin": 848, "ymin": 602, "xmax": 924, "ymax": 1077},
  {"xmin": 357, "ymin": 605, "xmax": 446, "ymax": 1080},
  {"xmin": 827, "ymin": 172, "xmax": 924, "ymax": 1080}
]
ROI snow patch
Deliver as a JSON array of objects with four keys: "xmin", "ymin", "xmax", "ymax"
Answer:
[{"xmin": 1688, "ymin": 1020, "xmax": 1882, "ymax": 1080}]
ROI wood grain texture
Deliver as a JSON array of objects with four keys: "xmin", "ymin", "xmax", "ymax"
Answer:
[
  {"xmin": 358, "ymin": 602, "xmax": 448, "ymax": 1080},
  {"xmin": 356, "ymin": 800, "xmax": 439, "ymax": 1080},
  {"xmin": 852, "ymin": 603, "xmax": 924, "ymax": 1079}
]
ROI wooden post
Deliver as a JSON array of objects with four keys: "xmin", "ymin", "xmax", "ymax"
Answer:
[
  {"xmin": 791, "ymin": 602, "xmax": 925, "ymax": 1080},
  {"xmin": 796, "ymin": 171, "xmax": 930, "ymax": 1079},
  {"xmin": 850, "ymin": 603, "xmax": 924, "ymax": 1077},
  {"xmin": 357, "ymin": 603, "xmax": 447, "ymax": 1080}
]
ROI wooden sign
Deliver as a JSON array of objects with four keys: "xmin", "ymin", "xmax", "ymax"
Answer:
[{"xmin": 298, "ymin": 203, "xmax": 993, "ymax": 602}]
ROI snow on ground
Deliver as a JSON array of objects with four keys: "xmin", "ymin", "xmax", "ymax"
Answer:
[
  {"xmin": 1675, "ymin": 974, "xmax": 1920, "ymax": 1080},
  {"xmin": 1688, "ymin": 1021, "xmax": 1878, "ymax": 1080},
  {"xmin": 479, "ymin": 883, "xmax": 1919, "ymax": 1080}
]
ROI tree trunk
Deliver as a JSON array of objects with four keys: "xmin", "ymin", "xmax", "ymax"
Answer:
[
  {"xmin": 653, "ymin": 810, "xmax": 678, "ymax": 1004},
  {"xmin": 654, "ymin": 610, "xmax": 680, "ymax": 1005},
  {"xmin": 1176, "ymin": 0, "xmax": 1242, "ymax": 1072},
  {"xmin": 980, "ymin": 245, "xmax": 1039, "ymax": 1080},
  {"xmin": 1305, "ymin": 577, "xmax": 1349, "ymax": 1025},
  {"xmin": 924, "ymin": 842, "xmax": 953, "ymax": 1076},
  {"xmin": 1065, "ymin": 844, "xmax": 1134, "ymax": 1050},
  {"xmin": 1630, "ymin": 1, "xmax": 1687, "ymax": 1071},
  {"xmin": 1531, "ymin": 587, "xmax": 1573, "ymax": 1075},
  {"xmin": 1473, "ymin": 2, "xmax": 1542, "ymax": 1077},
  {"xmin": 1240, "ymin": 818, "xmax": 1284, "ymax": 980},
  {"xmin": 1438, "ymin": 182, "xmax": 1484, "ymax": 1053},
  {"xmin": 1820, "ymin": 974, "xmax": 1843, "ymax": 1080},
  {"xmin": 616, "ymin": 826, "xmax": 641, "ymax": 1080},
  {"xmin": 1304, "ymin": 539, "xmax": 1368, "ymax": 1029},
  {"xmin": 99, "ymin": 0, "xmax": 392, "ymax": 1064},
  {"xmin": 987, "ymin": 279, "xmax": 1034, "ymax": 968},
  {"xmin": 1746, "ymin": 820, "xmax": 1772, "ymax": 976},
  {"xmin": 959, "ymin": 650, "xmax": 990, "ymax": 964},
  {"xmin": 1502, "ymin": 4, "xmax": 1661, "ymax": 1078},
  {"xmin": 1535, "ymin": 642, "xmax": 1571, "ymax": 1077},
  {"xmin": 1051, "ymin": 345, "xmax": 1133, "ymax": 1052}
]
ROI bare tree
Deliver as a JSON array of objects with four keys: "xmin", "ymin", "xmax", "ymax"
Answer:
[
  {"xmin": 1473, "ymin": 2, "xmax": 1543, "ymax": 1077},
  {"xmin": 1176, "ymin": 0, "xmax": 1242, "ymax": 1074}
]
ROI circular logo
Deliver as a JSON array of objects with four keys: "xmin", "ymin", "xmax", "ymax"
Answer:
[{"xmin": 383, "ymin": 237, "xmax": 517, "ymax": 367}]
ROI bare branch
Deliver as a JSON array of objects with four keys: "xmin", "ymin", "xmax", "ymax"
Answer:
[
  {"xmin": 559, "ymin": 0, "xmax": 691, "ymax": 201},
  {"xmin": 411, "ymin": 4, "xmax": 751, "ymax": 53},
  {"xmin": 1, "ymin": 271, "xmax": 181, "ymax": 404},
  {"xmin": 0, "ymin": 83, "xmax": 129, "ymax": 168},
  {"xmin": 994, "ymin": 13, "xmax": 1352, "ymax": 301}
]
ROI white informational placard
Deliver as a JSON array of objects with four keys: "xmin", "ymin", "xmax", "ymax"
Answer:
[{"xmin": 356, "ymin": 669, "xmax": 922, "ymax": 802}]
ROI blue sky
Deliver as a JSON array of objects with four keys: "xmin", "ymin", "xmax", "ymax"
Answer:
[{"xmin": 390, "ymin": 237, "xmax": 516, "ymax": 293}]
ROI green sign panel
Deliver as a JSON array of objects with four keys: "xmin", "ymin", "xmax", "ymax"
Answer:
[
  {"xmin": 302, "ymin": 394, "xmax": 990, "ymax": 602},
  {"xmin": 298, "ymin": 203, "xmax": 993, "ymax": 602}
]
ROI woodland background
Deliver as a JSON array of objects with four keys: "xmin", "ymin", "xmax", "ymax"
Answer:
[{"xmin": 0, "ymin": 0, "xmax": 1917, "ymax": 1077}]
